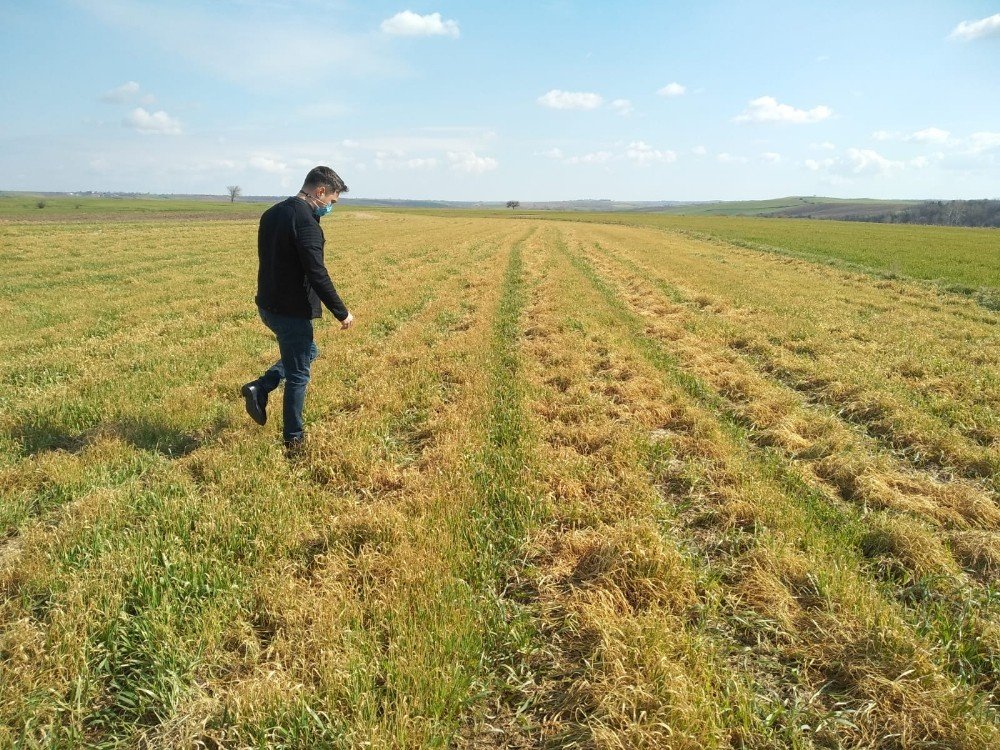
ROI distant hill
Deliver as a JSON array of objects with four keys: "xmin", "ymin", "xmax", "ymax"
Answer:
[
  {"xmin": 653, "ymin": 196, "xmax": 923, "ymax": 218},
  {"xmin": 656, "ymin": 196, "xmax": 1000, "ymax": 227}
]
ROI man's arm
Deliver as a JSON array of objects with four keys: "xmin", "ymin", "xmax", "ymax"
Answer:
[{"xmin": 291, "ymin": 209, "xmax": 350, "ymax": 321}]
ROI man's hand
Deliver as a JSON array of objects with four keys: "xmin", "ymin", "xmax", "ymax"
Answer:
[{"xmin": 340, "ymin": 311, "xmax": 355, "ymax": 330}]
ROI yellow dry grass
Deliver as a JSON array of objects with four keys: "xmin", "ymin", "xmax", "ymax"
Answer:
[{"xmin": 1, "ymin": 209, "xmax": 998, "ymax": 748}]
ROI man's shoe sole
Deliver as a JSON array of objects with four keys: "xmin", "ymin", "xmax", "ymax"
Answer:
[{"xmin": 241, "ymin": 383, "xmax": 267, "ymax": 426}]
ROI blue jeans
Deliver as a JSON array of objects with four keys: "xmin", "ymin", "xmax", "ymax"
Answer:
[{"xmin": 254, "ymin": 305, "xmax": 319, "ymax": 442}]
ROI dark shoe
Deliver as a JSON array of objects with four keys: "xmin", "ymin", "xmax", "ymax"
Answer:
[
  {"xmin": 283, "ymin": 435, "xmax": 306, "ymax": 457},
  {"xmin": 241, "ymin": 382, "xmax": 267, "ymax": 425}
]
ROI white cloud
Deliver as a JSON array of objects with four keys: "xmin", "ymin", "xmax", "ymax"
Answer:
[
  {"xmin": 249, "ymin": 155, "xmax": 289, "ymax": 173},
  {"xmin": 949, "ymin": 13, "xmax": 1000, "ymax": 41},
  {"xmin": 967, "ymin": 132, "xmax": 1000, "ymax": 153},
  {"xmin": 538, "ymin": 147, "xmax": 564, "ymax": 159},
  {"xmin": 374, "ymin": 151, "xmax": 438, "ymax": 170},
  {"xmin": 123, "ymin": 107, "xmax": 182, "ymax": 135},
  {"xmin": 845, "ymin": 148, "xmax": 903, "ymax": 175},
  {"xmin": 565, "ymin": 151, "xmax": 613, "ymax": 165},
  {"xmin": 100, "ymin": 80, "xmax": 155, "ymax": 105},
  {"xmin": 625, "ymin": 141, "xmax": 676, "ymax": 165},
  {"xmin": 691, "ymin": 145, "xmax": 708, "ymax": 156},
  {"xmin": 611, "ymin": 98, "xmax": 633, "ymax": 116},
  {"xmin": 735, "ymin": 96, "xmax": 832, "ymax": 124},
  {"xmin": 805, "ymin": 157, "xmax": 837, "ymax": 171},
  {"xmin": 872, "ymin": 127, "xmax": 953, "ymax": 145},
  {"xmin": 761, "ymin": 152, "xmax": 782, "ymax": 163},
  {"xmin": 447, "ymin": 151, "xmax": 498, "ymax": 173},
  {"xmin": 657, "ymin": 82, "xmax": 686, "ymax": 97},
  {"xmin": 910, "ymin": 127, "xmax": 951, "ymax": 144},
  {"xmin": 717, "ymin": 152, "xmax": 749, "ymax": 164},
  {"xmin": 380, "ymin": 10, "xmax": 460, "ymax": 38},
  {"xmin": 537, "ymin": 89, "xmax": 604, "ymax": 110}
]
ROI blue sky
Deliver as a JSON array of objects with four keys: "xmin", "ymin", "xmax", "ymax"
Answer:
[{"xmin": 2, "ymin": 0, "xmax": 999, "ymax": 200}]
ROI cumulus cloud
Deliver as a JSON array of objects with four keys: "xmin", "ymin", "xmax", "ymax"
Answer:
[
  {"xmin": 537, "ymin": 89, "xmax": 604, "ymax": 110},
  {"xmin": 249, "ymin": 155, "xmax": 288, "ymax": 173},
  {"xmin": 717, "ymin": 152, "xmax": 749, "ymax": 164},
  {"xmin": 735, "ymin": 96, "xmax": 832, "ymax": 124},
  {"xmin": 611, "ymin": 99, "xmax": 633, "ymax": 116},
  {"xmin": 625, "ymin": 141, "xmax": 677, "ymax": 165},
  {"xmin": 657, "ymin": 82, "xmax": 686, "ymax": 97},
  {"xmin": 968, "ymin": 132, "xmax": 1000, "ymax": 153},
  {"xmin": 910, "ymin": 127, "xmax": 951, "ymax": 144},
  {"xmin": 447, "ymin": 151, "xmax": 498, "ymax": 173},
  {"xmin": 807, "ymin": 148, "xmax": 903, "ymax": 177},
  {"xmin": 949, "ymin": 13, "xmax": 1000, "ymax": 41},
  {"xmin": 123, "ymin": 107, "xmax": 182, "ymax": 134},
  {"xmin": 565, "ymin": 151, "xmax": 613, "ymax": 165},
  {"xmin": 760, "ymin": 152, "xmax": 782, "ymax": 163},
  {"xmin": 874, "ymin": 127, "xmax": 952, "ymax": 144},
  {"xmin": 380, "ymin": 10, "xmax": 460, "ymax": 38},
  {"xmin": 374, "ymin": 151, "xmax": 438, "ymax": 170},
  {"xmin": 691, "ymin": 145, "xmax": 708, "ymax": 156},
  {"xmin": 845, "ymin": 148, "xmax": 904, "ymax": 175},
  {"xmin": 101, "ymin": 80, "xmax": 155, "ymax": 105},
  {"xmin": 805, "ymin": 157, "xmax": 837, "ymax": 171},
  {"xmin": 538, "ymin": 147, "xmax": 564, "ymax": 159}
]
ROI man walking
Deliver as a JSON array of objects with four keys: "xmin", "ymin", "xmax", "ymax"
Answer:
[{"xmin": 241, "ymin": 165, "xmax": 354, "ymax": 455}]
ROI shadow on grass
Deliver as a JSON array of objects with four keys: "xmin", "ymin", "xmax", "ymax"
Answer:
[{"xmin": 9, "ymin": 412, "xmax": 232, "ymax": 459}]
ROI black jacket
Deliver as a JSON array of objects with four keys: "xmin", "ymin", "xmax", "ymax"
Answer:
[{"xmin": 255, "ymin": 196, "xmax": 349, "ymax": 320}]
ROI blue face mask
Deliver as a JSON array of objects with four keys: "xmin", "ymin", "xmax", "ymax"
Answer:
[{"xmin": 301, "ymin": 190, "xmax": 335, "ymax": 218}]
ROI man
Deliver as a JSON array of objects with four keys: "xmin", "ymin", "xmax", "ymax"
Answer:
[{"xmin": 241, "ymin": 165, "xmax": 355, "ymax": 455}]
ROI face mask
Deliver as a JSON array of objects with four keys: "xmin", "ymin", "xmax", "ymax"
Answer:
[{"xmin": 301, "ymin": 190, "xmax": 334, "ymax": 218}]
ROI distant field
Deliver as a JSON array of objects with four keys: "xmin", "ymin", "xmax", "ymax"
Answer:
[
  {"xmin": 0, "ymin": 195, "xmax": 266, "ymax": 221},
  {"xmin": 1, "ymin": 205, "xmax": 999, "ymax": 747},
  {"xmin": 509, "ymin": 211, "xmax": 1000, "ymax": 303},
  {"xmin": 648, "ymin": 195, "xmax": 922, "ymax": 218}
]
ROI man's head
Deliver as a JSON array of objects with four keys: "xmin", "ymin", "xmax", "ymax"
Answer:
[{"xmin": 300, "ymin": 166, "xmax": 349, "ymax": 209}]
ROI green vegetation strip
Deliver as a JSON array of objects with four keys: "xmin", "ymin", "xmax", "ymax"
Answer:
[
  {"xmin": 558, "ymin": 235, "xmax": 1000, "ymax": 708},
  {"xmin": 460, "ymin": 230, "xmax": 543, "ymax": 739},
  {"xmin": 499, "ymin": 211, "xmax": 1000, "ymax": 308}
]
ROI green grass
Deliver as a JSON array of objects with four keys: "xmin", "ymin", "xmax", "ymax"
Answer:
[
  {"xmin": 0, "ymin": 195, "xmax": 269, "ymax": 220},
  {"xmin": 490, "ymin": 212, "xmax": 1000, "ymax": 297}
]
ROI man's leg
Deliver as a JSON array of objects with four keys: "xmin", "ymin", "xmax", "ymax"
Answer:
[
  {"xmin": 275, "ymin": 321, "xmax": 317, "ymax": 444},
  {"xmin": 258, "ymin": 341, "xmax": 319, "ymax": 397},
  {"xmin": 244, "ymin": 308, "xmax": 319, "ymax": 430}
]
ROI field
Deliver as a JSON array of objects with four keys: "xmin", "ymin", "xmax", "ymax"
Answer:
[{"xmin": 1, "ymin": 202, "xmax": 999, "ymax": 748}]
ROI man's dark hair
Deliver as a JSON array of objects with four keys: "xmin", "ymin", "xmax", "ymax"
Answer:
[{"xmin": 303, "ymin": 166, "xmax": 349, "ymax": 194}]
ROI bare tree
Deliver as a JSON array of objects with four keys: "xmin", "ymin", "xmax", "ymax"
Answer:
[
  {"xmin": 227, "ymin": 185, "xmax": 242, "ymax": 203},
  {"xmin": 506, "ymin": 200, "xmax": 520, "ymax": 210}
]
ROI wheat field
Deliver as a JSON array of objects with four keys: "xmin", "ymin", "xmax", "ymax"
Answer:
[{"xmin": 1, "ymin": 207, "xmax": 998, "ymax": 748}]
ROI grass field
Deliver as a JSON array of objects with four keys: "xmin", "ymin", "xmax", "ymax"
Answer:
[{"xmin": 1, "ymin": 203, "xmax": 998, "ymax": 748}]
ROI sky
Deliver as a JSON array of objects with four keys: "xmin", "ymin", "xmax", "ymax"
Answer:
[{"xmin": 1, "ymin": 0, "xmax": 999, "ymax": 201}]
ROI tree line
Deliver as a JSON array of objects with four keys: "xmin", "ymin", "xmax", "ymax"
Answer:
[{"xmin": 841, "ymin": 200, "xmax": 1000, "ymax": 228}]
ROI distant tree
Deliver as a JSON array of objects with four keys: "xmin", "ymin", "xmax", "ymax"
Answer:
[
  {"xmin": 227, "ymin": 185, "xmax": 242, "ymax": 203},
  {"xmin": 506, "ymin": 200, "xmax": 520, "ymax": 210},
  {"xmin": 36, "ymin": 200, "xmax": 46, "ymax": 209}
]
